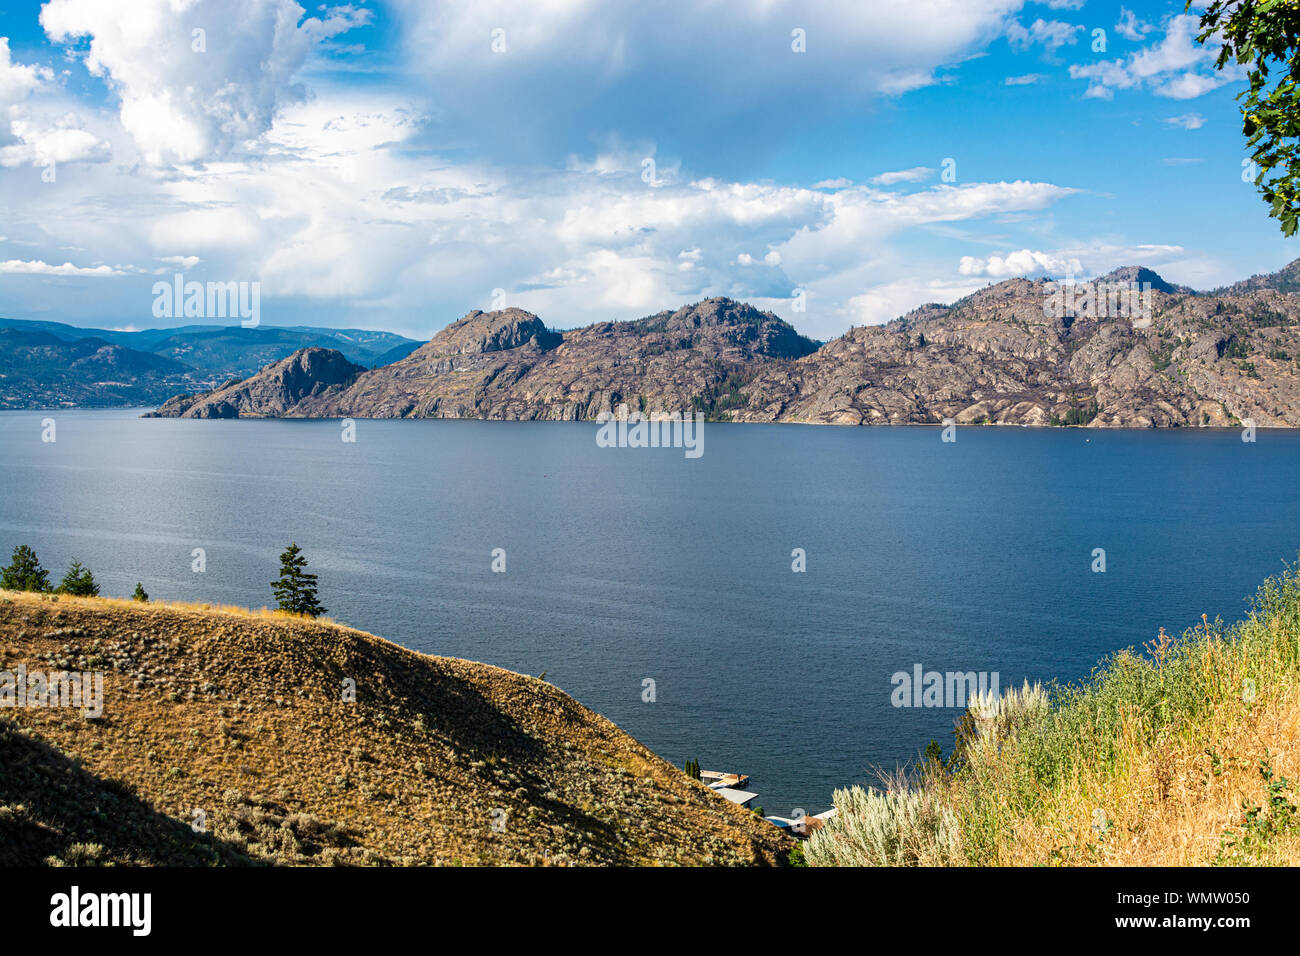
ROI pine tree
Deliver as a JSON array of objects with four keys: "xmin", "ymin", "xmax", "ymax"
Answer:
[
  {"xmin": 132, "ymin": 582, "xmax": 149, "ymax": 602},
  {"xmin": 271, "ymin": 543, "xmax": 326, "ymax": 618},
  {"xmin": 58, "ymin": 560, "xmax": 99, "ymax": 597},
  {"xmin": 2, "ymin": 545, "xmax": 51, "ymax": 592}
]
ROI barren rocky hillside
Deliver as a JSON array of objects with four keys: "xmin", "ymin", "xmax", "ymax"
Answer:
[
  {"xmin": 147, "ymin": 262, "xmax": 1300, "ymax": 427},
  {"xmin": 0, "ymin": 591, "xmax": 791, "ymax": 866}
]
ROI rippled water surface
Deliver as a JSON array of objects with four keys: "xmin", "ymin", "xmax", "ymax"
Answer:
[{"xmin": 3, "ymin": 409, "xmax": 1298, "ymax": 814}]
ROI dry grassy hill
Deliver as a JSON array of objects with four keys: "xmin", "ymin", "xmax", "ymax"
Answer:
[{"xmin": 0, "ymin": 591, "xmax": 791, "ymax": 867}]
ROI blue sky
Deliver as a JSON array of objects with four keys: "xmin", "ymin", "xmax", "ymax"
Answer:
[{"xmin": 0, "ymin": 0, "xmax": 1293, "ymax": 341}]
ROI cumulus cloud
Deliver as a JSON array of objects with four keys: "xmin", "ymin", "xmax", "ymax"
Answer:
[
  {"xmin": 957, "ymin": 242, "xmax": 1189, "ymax": 281},
  {"xmin": 0, "ymin": 113, "xmax": 110, "ymax": 167},
  {"xmin": 958, "ymin": 249, "xmax": 1083, "ymax": 277},
  {"xmin": 38, "ymin": 0, "xmax": 366, "ymax": 165},
  {"xmin": 1069, "ymin": 13, "xmax": 1244, "ymax": 101},
  {"xmin": 0, "ymin": 258, "xmax": 124, "ymax": 276},
  {"xmin": 0, "ymin": 37, "xmax": 51, "ymax": 106}
]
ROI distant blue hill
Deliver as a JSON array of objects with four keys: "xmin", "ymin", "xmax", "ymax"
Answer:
[
  {"xmin": 0, "ymin": 317, "xmax": 420, "ymax": 377},
  {"xmin": 0, "ymin": 317, "xmax": 421, "ymax": 409}
]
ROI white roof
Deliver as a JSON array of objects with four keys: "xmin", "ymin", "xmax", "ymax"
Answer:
[{"xmin": 714, "ymin": 788, "xmax": 758, "ymax": 805}]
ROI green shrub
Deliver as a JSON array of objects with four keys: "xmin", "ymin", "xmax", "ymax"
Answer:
[{"xmin": 806, "ymin": 785, "xmax": 962, "ymax": 866}]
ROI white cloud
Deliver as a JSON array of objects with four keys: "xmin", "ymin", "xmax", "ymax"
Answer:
[
  {"xmin": 957, "ymin": 241, "xmax": 1190, "ymax": 282},
  {"xmin": 812, "ymin": 177, "xmax": 853, "ymax": 189},
  {"xmin": 0, "ymin": 37, "xmax": 52, "ymax": 107},
  {"xmin": 0, "ymin": 113, "xmax": 110, "ymax": 167},
  {"xmin": 871, "ymin": 167, "xmax": 934, "ymax": 185},
  {"xmin": 1164, "ymin": 112, "xmax": 1206, "ymax": 130},
  {"xmin": 1005, "ymin": 18, "xmax": 1084, "ymax": 55},
  {"xmin": 959, "ymin": 249, "xmax": 1083, "ymax": 277},
  {"xmin": 0, "ymin": 258, "xmax": 124, "ymax": 276},
  {"xmin": 38, "ymin": 0, "xmax": 366, "ymax": 166},
  {"xmin": 1004, "ymin": 73, "xmax": 1042, "ymax": 85},
  {"xmin": 1069, "ymin": 13, "xmax": 1245, "ymax": 101},
  {"xmin": 1115, "ymin": 7, "xmax": 1152, "ymax": 42},
  {"xmin": 389, "ymin": 0, "xmax": 1026, "ymax": 163}
]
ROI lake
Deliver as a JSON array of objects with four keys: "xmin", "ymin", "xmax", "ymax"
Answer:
[{"xmin": 2, "ymin": 408, "xmax": 1298, "ymax": 816}]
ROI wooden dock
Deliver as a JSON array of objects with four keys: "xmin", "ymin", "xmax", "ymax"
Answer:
[{"xmin": 700, "ymin": 770, "xmax": 749, "ymax": 790}]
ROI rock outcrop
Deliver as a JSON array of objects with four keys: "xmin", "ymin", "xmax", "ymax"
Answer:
[{"xmin": 144, "ymin": 348, "xmax": 365, "ymax": 419}]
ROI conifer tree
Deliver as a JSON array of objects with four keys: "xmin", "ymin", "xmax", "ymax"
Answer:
[
  {"xmin": 271, "ymin": 543, "xmax": 326, "ymax": 617},
  {"xmin": 58, "ymin": 560, "xmax": 99, "ymax": 597},
  {"xmin": 132, "ymin": 582, "xmax": 149, "ymax": 602},
  {"xmin": 2, "ymin": 545, "xmax": 51, "ymax": 593}
]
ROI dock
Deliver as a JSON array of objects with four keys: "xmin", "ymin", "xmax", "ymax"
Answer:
[
  {"xmin": 700, "ymin": 770, "xmax": 749, "ymax": 790},
  {"xmin": 698, "ymin": 767, "xmax": 833, "ymax": 838}
]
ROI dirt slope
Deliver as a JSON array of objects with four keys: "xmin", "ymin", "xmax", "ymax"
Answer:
[{"xmin": 0, "ymin": 591, "xmax": 790, "ymax": 866}]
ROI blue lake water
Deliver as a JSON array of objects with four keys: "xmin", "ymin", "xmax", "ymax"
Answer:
[{"xmin": 2, "ymin": 408, "xmax": 1298, "ymax": 815}]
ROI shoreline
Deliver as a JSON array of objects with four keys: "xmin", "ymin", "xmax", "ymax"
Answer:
[{"xmin": 4, "ymin": 404, "xmax": 1300, "ymax": 431}]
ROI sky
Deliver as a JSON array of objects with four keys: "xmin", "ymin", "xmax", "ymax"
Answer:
[{"xmin": 0, "ymin": 0, "xmax": 1294, "ymax": 342}]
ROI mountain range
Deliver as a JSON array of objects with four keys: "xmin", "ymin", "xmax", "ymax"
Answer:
[
  {"xmin": 0, "ymin": 319, "xmax": 420, "ymax": 409},
  {"xmin": 145, "ymin": 260, "xmax": 1300, "ymax": 428}
]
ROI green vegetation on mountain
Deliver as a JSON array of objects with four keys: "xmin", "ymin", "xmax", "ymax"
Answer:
[{"xmin": 0, "ymin": 319, "xmax": 418, "ymax": 409}]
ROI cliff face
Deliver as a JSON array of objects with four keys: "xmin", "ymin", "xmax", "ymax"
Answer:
[{"xmin": 148, "ymin": 264, "xmax": 1300, "ymax": 427}]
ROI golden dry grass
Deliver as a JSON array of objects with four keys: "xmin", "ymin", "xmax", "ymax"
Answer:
[
  {"xmin": 963, "ymin": 682, "xmax": 1300, "ymax": 866},
  {"xmin": 0, "ymin": 589, "xmax": 791, "ymax": 867}
]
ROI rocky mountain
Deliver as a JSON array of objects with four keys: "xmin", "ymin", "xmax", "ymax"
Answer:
[
  {"xmin": 147, "ymin": 262, "xmax": 1300, "ymax": 427},
  {"xmin": 1214, "ymin": 258, "xmax": 1300, "ymax": 296},
  {"xmin": 147, "ymin": 348, "xmax": 367, "ymax": 419}
]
